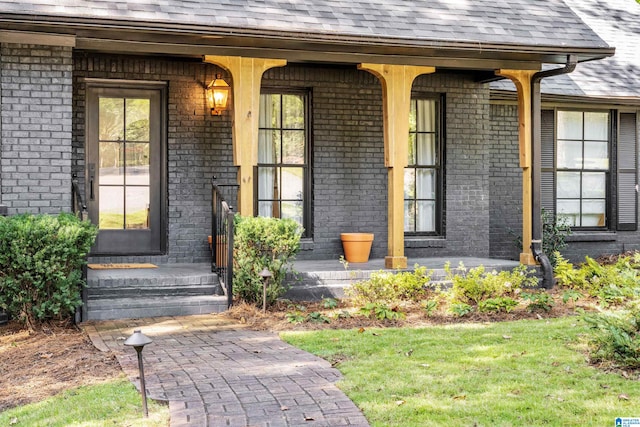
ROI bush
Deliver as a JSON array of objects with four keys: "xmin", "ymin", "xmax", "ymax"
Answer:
[
  {"xmin": 511, "ymin": 209, "xmax": 571, "ymax": 267},
  {"xmin": 346, "ymin": 265, "xmax": 433, "ymax": 305},
  {"xmin": 233, "ymin": 216, "xmax": 301, "ymax": 307},
  {"xmin": 446, "ymin": 263, "xmax": 538, "ymax": 306},
  {"xmin": 584, "ymin": 308, "xmax": 640, "ymax": 369},
  {"xmin": 0, "ymin": 213, "xmax": 97, "ymax": 329},
  {"xmin": 554, "ymin": 253, "xmax": 640, "ymax": 307}
]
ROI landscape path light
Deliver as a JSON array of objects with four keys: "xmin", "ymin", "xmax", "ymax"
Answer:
[
  {"xmin": 259, "ymin": 267, "xmax": 272, "ymax": 313},
  {"xmin": 124, "ymin": 329, "xmax": 153, "ymax": 417}
]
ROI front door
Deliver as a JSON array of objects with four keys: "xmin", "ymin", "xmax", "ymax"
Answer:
[{"xmin": 86, "ymin": 84, "xmax": 165, "ymax": 255}]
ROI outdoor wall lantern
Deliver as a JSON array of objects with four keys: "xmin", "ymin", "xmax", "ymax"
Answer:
[
  {"xmin": 206, "ymin": 73, "xmax": 230, "ymax": 115},
  {"xmin": 124, "ymin": 329, "xmax": 153, "ymax": 418}
]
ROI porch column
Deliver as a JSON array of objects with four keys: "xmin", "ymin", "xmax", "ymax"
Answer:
[
  {"xmin": 203, "ymin": 56, "xmax": 287, "ymax": 216},
  {"xmin": 495, "ymin": 69, "xmax": 538, "ymax": 265},
  {"xmin": 358, "ymin": 64, "xmax": 435, "ymax": 269}
]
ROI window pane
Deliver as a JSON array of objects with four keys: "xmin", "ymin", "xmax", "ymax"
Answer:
[
  {"xmin": 99, "ymin": 185, "xmax": 124, "ymax": 229},
  {"xmin": 557, "ymin": 199, "xmax": 580, "ymax": 227},
  {"xmin": 557, "ymin": 172, "xmax": 581, "ymax": 198},
  {"xmin": 281, "ymin": 167, "xmax": 303, "ymax": 201},
  {"xmin": 417, "ymin": 134, "xmax": 436, "ymax": 165},
  {"xmin": 408, "ymin": 133, "xmax": 416, "ymax": 164},
  {"xmin": 125, "ymin": 143, "xmax": 150, "ymax": 185},
  {"xmin": 258, "ymin": 130, "xmax": 280, "ymax": 163},
  {"xmin": 258, "ymin": 167, "xmax": 277, "ymax": 199},
  {"xmin": 258, "ymin": 201, "xmax": 274, "ymax": 218},
  {"xmin": 557, "ymin": 140, "xmax": 582, "ymax": 169},
  {"xmin": 581, "ymin": 200, "xmax": 606, "ymax": 227},
  {"xmin": 409, "ymin": 100, "xmax": 417, "ymax": 132},
  {"xmin": 259, "ymin": 94, "xmax": 281, "ymax": 128},
  {"xmin": 404, "ymin": 200, "xmax": 415, "ymax": 232},
  {"xmin": 584, "ymin": 140, "xmax": 608, "ymax": 170},
  {"xmin": 582, "ymin": 172, "xmax": 606, "ymax": 198},
  {"xmin": 282, "ymin": 130, "xmax": 304, "ymax": 164},
  {"xmin": 584, "ymin": 112, "xmax": 608, "ymax": 141},
  {"xmin": 416, "ymin": 99, "xmax": 436, "ymax": 132},
  {"xmin": 99, "ymin": 98, "xmax": 124, "ymax": 141},
  {"xmin": 125, "ymin": 99, "xmax": 150, "ymax": 141},
  {"xmin": 99, "ymin": 142, "xmax": 124, "ymax": 185},
  {"xmin": 283, "ymin": 95, "xmax": 304, "ymax": 129},
  {"xmin": 126, "ymin": 187, "xmax": 149, "ymax": 229},
  {"xmin": 416, "ymin": 169, "xmax": 436, "ymax": 199},
  {"xmin": 404, "ymin": 169, "xmax": 415, "ymax": 199},
  {"xmin": 282, "ymin": 201, "xmax": 303, "ymax": 226},
  {"xmin": 557, "ymin": 111, "xmax": 583, "ymax": 140},
  {"xmin": 416, "ymin": 201, "xmax": 436, "ymax": 232}
]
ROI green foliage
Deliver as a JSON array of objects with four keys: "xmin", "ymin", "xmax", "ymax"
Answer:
[
  {"xmin": 360, "ymin": 303, "xmax": 405, "ymax": 321},
  {"xmin": 511, "ymin": 209, "xmax": 571, "ymax": 267},
  {"xmin": 346, "ymin": 265, "xmax": 432, "ymax": 305},
  {"xmin": 450, "ymin": 303, "xmax": 474, "ymax": 317},
  {"xmin": 422, "ymin": 299, "xmax": 438, "ymax": 316},
  {"xmin": 286, "ymin": 311, "xmax": 306, "ymax": 324},
  {"xmin": 322, "ymin": 297, "xmax": 338, "ymax": 309},
  {"xmin": 0, "ymin": 213, "xmax": 97, "ymax": 329},
  {"xmin": 561, "ymin": 289, "xmax": 583, "ymax": 304},
  {"xmin": 521, "ymin": 291, "xmax": 554, "ymax": 312},
  {"xmin": 584, "ymin": 309, "xmax": 640, "ymax": 369},
  {"xmin": 554, "ymin": 253, "xmax": 640, "ymax": 307},
  {"xmin": 478, "ymin": 297, "xmax": 519, "ymax": 313},
  {"xmin": 446, "ymin": 262, "xmax": 537, "ymax": 306},
  {"xmin": 307, "ymin": 311, "xmax": 331, "ymax": 324},
  {"xmin": 233, "ymin": 215, "xmax": 301, "ymax": 307}
]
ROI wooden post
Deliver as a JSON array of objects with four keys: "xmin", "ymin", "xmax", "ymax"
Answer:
[
  {"xmin": 358, "ymin": 64, "xmax": 436, "ymax": 269},
  {"xmin": 203, "ymin": 56, "xmax": 286, "ymax": 216},
  {"xmin": 496, "ymin": 69, "xmax": 538, "ymax": 265}
]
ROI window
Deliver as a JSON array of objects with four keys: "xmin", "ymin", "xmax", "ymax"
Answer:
[
  {"xmin": 556, "ymin": 110, "xmax": 609, "ymax": 228},
  {"xmin": 256, "ymin": 91, "xmax": 310, "ymax": 235},
  {"xmin": 405, "ymin": 96, "xmax": 443, "ymax": 235}
]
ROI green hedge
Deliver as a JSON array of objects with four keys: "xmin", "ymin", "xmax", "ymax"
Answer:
[{"xmin": 0, "ymin": 213, "xmax": 97, "ymax": 328}]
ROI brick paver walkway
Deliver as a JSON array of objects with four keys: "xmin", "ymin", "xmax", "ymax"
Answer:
[{"xmin": 84, "ymin": 316, "xmax": 369, "ymax": 427}]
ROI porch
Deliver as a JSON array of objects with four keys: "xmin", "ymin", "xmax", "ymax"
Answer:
[{"xmin": 83, "ymin": 256, "xmax": 521, "ymax": 321}]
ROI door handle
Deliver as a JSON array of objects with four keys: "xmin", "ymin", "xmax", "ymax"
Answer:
[{"xmin": 88, "ymin": 163, "xmax": 96, "ymax": 201}]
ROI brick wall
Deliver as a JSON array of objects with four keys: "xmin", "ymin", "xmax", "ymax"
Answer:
[
  {"xmin": 73, "ymin": 53, "xmax": 235, "ymax": 263},
  {"xmin": 488, "ymin": 103, "xmax": 522, "ymax": 260},
  {"xmin": 488, "ymin": 103, "xmax": 640, "ymax": 263},
  {"xmin": 0, "ymin": 44, "xmax": 73, "ymax": 214},
  {"xmin": 72, "ymin": 54, "xmax": 494, "ymax": 262}
]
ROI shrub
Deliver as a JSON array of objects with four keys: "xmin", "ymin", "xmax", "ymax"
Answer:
[
  {"xmin": 511, "ymin": 209, "xmax": 571, "ymax": 267},
  {"xmin": 0, "ymin": 213, "xmax": 97, "ymax": 329},
  {"xmin": 446, "ymin": 263, "xmax": 537, "ymax": 306},
  {"xmin": 478, "ymin": 297, "xmax": 519, "ymax": 313},
  {"xmin": 521, "ymin": 291, "xmax": 554, "ymax": 312},
  {"xmin": 584, "ymin": 308, "xmax": 640, "ymax": 369},
  {"xmin": 359, "ymin": 303, "xmax": 405, "ymax": 321},
  {"xmin": 233, "ymin": 216, "xmax": 301, "ymax": 307},
  {"xmin": 346, "ymin": 265, "xmax": 433, "ymax": 305},
  {"xmin": 554, "ymin": 253, "xmax": 640, "ymax": 307}
]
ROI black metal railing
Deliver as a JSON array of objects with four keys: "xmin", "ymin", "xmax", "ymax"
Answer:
[
  {"xmin": 71, "ymin": 173, "xmax": 88, "ymax": 221},
  {"xmin": 211, "ymin": 177, "xmax": 238, "ymax": 308}
]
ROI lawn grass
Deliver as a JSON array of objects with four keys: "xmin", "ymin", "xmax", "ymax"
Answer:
[
  {"xmin": 282, "ymin": 317, "xmax": 640, "ymax": 427},
  {"xmin": 0, "ymin": 378, "xmax": 169, "ymax": 427}
]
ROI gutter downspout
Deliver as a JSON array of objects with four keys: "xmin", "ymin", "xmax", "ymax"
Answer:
[{"xmin": 531, "ymin": 55, "xmax": 577, "ymax": 289}]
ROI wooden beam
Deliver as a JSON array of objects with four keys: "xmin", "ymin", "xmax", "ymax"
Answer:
[
  {"xmin": 358, "ymin": 63, "xmax": 436, "ymax": 269},
  {"xmin": 204, "ymin": 55, "xmax": 286, "ymax": 216},
  {"xmin": 496, "ymin": 69, "xmax": 538, "ymax": 265}
]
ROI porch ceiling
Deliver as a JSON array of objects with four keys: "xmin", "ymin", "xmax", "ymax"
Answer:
[{"xmin": 0, "ymin": 0, "xmax": 614, "ymax": 71}]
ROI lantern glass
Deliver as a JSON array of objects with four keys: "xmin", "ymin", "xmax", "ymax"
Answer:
[{"xmin": 207, "ymin": 75, "xmax": 230, "ymax": 115}]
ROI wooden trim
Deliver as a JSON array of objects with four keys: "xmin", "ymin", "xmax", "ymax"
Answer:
[
  {"xmin": 203, "ymin": 55, "xmax": 287, "ymax": 216},
  {"xmin": 358, "ymin": 63, "xmax": 436, "ymax": 269},
  {"xmin": 0, "ymin": 30, "xmax": 76, "ymax": 47}
]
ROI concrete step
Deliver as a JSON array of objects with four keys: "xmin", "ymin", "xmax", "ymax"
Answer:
[
  {"xmin": 84, "ymin": 263, "xmax": 226, "ymax": 321},
  {"xmin": 85, "ymin": 295, "xmax": 228, "ymax": 321}
]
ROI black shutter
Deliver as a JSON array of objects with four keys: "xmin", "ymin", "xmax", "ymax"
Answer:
[
  {"xmin": 617, "ymin": 112, "xmax": 638, "ymax": 231},
  {"xmin": 540, "ymin": 109, "xmax": 555, "ymax": 216}
]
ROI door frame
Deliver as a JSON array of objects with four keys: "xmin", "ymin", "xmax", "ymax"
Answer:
[{"xmin": 85, "ymin": 79, "xmax": 168, "ymax": 256}]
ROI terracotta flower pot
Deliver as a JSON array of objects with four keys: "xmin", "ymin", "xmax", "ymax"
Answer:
[{"xmin": 340, "ymin": 233, "xmax": 374, "ymax": 263}]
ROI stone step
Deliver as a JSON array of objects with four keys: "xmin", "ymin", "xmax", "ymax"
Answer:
[
  {"xmin": 84, "ymin": 263, "xmax": 226, "ymax": 320},
  {"xmin": 85, "ymin": 295, "xmax": 228, "ymax": 321}
]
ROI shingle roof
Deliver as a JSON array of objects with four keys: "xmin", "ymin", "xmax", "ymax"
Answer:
[
  {"xmin": 492, "ymin": 0, "xmax": 640, "ymax": 99},
  {"xmin": 0, "ymin": 0, "xmax": 610, "ymax": 51}
]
